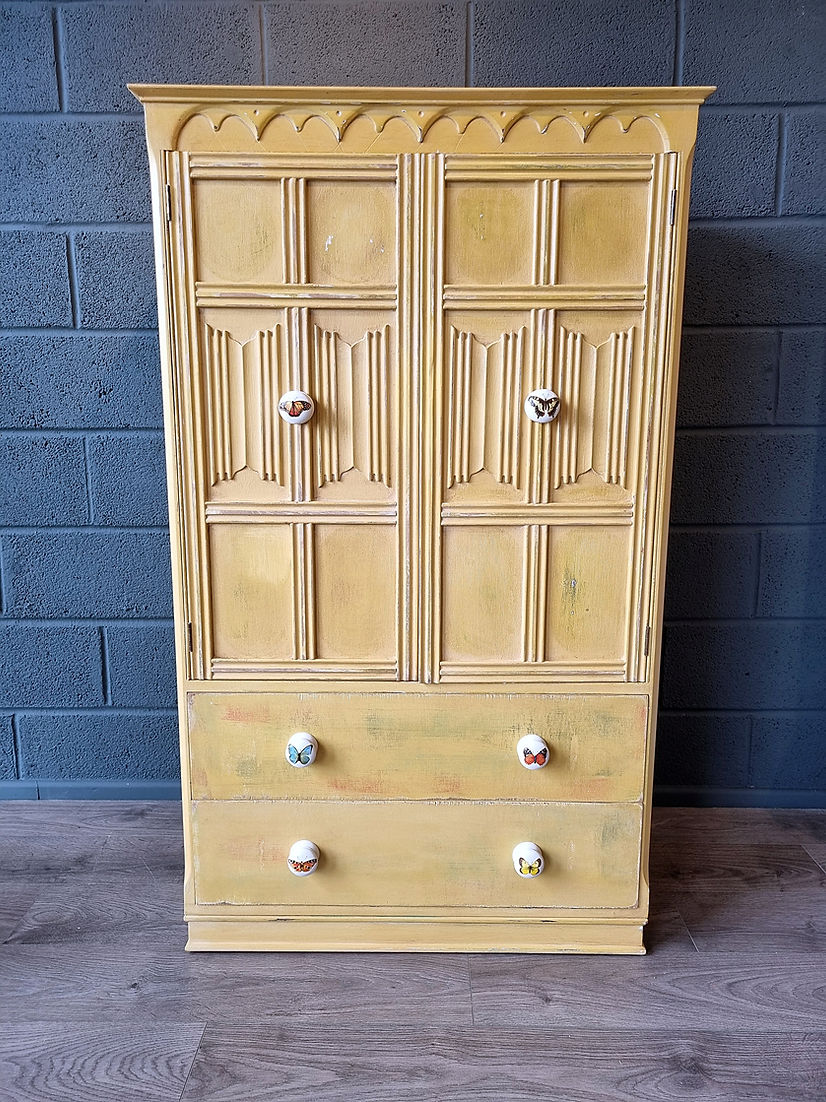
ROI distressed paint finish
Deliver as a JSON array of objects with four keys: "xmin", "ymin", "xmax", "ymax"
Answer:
[
  {"xmin": 132, "ymin": 84, "xmax": 712, "ymax": 953},
  {"xmin": 188, "ymin": 691, "xmax": 648, "ymax": 802}
]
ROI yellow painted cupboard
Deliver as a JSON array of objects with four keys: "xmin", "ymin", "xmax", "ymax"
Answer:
[{"xmin": 132, "ymin": 84, "xmax": 713, "ymax": 952}]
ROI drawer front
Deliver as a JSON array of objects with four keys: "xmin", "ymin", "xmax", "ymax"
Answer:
[
  {"xmin": 188, "ymin": 692, "xmax": 647, "ymax": 802},
  {"xmin": 191, "ymin": 799, "xmax": 642, "ymax": 910}
]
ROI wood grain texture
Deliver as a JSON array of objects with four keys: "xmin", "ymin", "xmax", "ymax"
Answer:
[
  {"xmin": 652, "ymin": 808, "xmax": 826, "ymax": 846},
  {"xmin": 649, "ymin": 843, "xmax": 826, "ymax": 891},
  {"xmin": 0, "ymin": 945, "xmax": 472, "ymax": 1026},
  {"xmin": 468, "ymin": 953, "xmax": 826, "ymax": 1029},
  {"xmin": 5, "ymin": 873, "xmax": 185, "ymax": 949},
  {"xmin": 180, "ymin": 1026, "xmax": 826, "ymax": 1102},
  {"xmin": 0, "ymin": 1022, "xmax": 204, "ymax": 1102},
  {"xmin": 672, "ymin": 884, "xmax": 826, "ymax": 953}
]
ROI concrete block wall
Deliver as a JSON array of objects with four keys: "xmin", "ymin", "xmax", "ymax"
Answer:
[{"xmin": 0, "ymin": 0, "xmax": 823, "ymax": 803}]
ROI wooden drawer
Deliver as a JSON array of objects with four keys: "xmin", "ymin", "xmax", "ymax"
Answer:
[
  {"xmin": 188, "ymin": 691, "xmax": 648, "ymax": 802},
  {"xmin": 191, "ymin": 799, "xmax": 642, "ymax": 910}
]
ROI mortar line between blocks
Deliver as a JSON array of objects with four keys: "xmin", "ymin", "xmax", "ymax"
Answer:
[
  {"xmin": 10, "ymin": 714, "xmax": 22, "ymax": 781},
  {"xmin": 99, "ymin": 625, "xmax": 112, "ymax": 706},
  {"xmin": 82, "ymin": 436, "xmax": 95, "ymax": 523},
  {"xmin": 775, "ymin": 112, "xmax": 788, "ymax": 215},
  {"xmin": 258, "ymin": 2, "xmax": 268, "ymax": 84},
  {"xmin": 465, "ymin": 1, "xmax": 474, "ymax": 87},
  {"xmin": 753, "ymin": 528, "xmax": 763, "ymax": 617},
  {"xmin": 0, "ymin": 535, "xmax": 5, "ymax": 616},
  {"xmin": 51, "ymin": 7, "xmax": 67, "ymax": 113},
  {"xmin": 66, "ymin": 231, "xmax": 80, "ymax": 328},
  {"xmin": 673, "ymin": 0, "xmax": 684, "ymax": 85}
]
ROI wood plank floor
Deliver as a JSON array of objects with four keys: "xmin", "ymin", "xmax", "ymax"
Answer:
[{"xmin": 0, "ymin": 803, "xmax": 824, "ymax": 1101}]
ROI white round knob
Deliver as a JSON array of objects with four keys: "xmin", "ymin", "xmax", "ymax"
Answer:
[
  {"xmin": 285, "ymin": 732, "xmax": 317, "ymax": 768},
  {"xmin": 516, "ymin": 733, "xmax": 549, "ymax": 770},
  {"xmin": 512, "ymin": 841, "xmax": 545, "ymax": 877},
  {"xmin": 524, "ymin": 388, "xmax": 560, "ymax": 424},
  {"xmin": 278, "ymin": 390, "xmax": 315, "ymax": 424},
  {"xmin": 287, "ymin": 839, "xmax": 319, "ymax": 876}
]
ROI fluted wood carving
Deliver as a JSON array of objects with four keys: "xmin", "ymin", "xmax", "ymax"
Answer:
[
  {"xmin": 445, "ymin": 326, "xmax": 527, "ymax": 490},
  {"xmin": 551, "ymin": 325, "xmax": 635, "ymax": 491},
  {"xmin": 203, "ymin": 323, "xmax": 288, "ymax": 486},
  {"xmin": 311, "ymin": 324, "xmax": 393, "ymax": 491}
]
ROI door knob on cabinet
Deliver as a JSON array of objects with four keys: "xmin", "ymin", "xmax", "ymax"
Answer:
[
  {"xmin": 524, "ymin": 388, "xmax": 560, "ymax": 424},
  {"xmin": 516, "ymin": 733, "xmax": 549, "ymax": 770},
  {"xmin": 287, "ymin": 839, "xmax": 320, "ymax": 876},
  {"xmin": 277, "ymin": 390, "xmax": 315, "ymax": 424},
  {"xmin": 285, "ymin": 732, "xmax": 318, "ymax": 768},
  {"xmin": 512, "ymin": 841, "xmax": 545, "ymax": 877}
]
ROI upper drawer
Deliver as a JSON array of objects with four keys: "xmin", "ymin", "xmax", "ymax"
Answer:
[{"xmin": 188, "ymin": 691, "xmax": 647, "ymax": 802}]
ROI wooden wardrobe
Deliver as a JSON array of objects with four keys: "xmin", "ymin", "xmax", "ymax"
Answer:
[{"xmin": 132, "ymin": 84, "xmax": 712, "ymax": 952}]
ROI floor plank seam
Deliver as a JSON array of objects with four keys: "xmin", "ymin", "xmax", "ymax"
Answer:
[{"xmin": 177, "ymin": 1022, "xmax": 207, "ymax": 1102}]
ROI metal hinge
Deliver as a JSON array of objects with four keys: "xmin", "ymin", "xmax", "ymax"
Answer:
[
  {"xmin": 165, "ymin": 183, "xmax": 172, "ymax": 223},
  {"xmin": 668, "ymin": 189, "xmax": 677, "ymax": 226},
  {"xmin": 643, "ymin": 624, "xmax": 651, "ymax": 657},
  {"xmin": 187, "ymin": 622, "xmax": 193, "ymax": 653}
]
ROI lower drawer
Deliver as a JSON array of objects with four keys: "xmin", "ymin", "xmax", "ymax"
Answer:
[
  {"xmin": 188, "ymin": 691, "xmax": 648, "ymax": 802},
  {"xmin": 191, "ymin": 799, "xmax": 642, "ymax": 910}
]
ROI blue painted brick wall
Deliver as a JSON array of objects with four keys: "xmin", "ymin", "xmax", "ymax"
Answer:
[{"xmin": 1, "ymin": 0, "xmax": 823, "ymax": 805}]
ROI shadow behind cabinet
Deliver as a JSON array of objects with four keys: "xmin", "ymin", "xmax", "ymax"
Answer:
[{"xmin": 132, "ymin": 84, "xmax": 712, "ymax": 953}]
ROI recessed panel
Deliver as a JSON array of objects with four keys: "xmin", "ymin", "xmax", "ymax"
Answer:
[
  {"xmin": 313, "ymin": 524, "xmax": 397, "ymax": 663},
  {"xmin": 193, "ymin": 180, "xmax": 284, "ymax": 285},
  {"xmin": 446, "ymin": 183, "xmax": 534, "ymax": 285},
  {"xmin": 442, "ymin": 525, "xmax": 525, "ymax": 663},
  {"xmin": 557, "ymin": 182, "xmax": 650, "ymax": 285},
  {"xmin": 545, "ymin": 526, "xmax": 631, "ymax": 665},
  {"xmin": 306, "ymin": 181, "xmax": 396, "ymax": 285},
  {"xmin": 209, "ymin": 523, "xmax": 294, "ymax": 661}
]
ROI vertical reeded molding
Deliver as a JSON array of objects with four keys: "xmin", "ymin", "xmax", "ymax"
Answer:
[
  {"xmin": 398, "ymin": 154, "xmax": 416, "ymax": 681},
  {"xmin": 176, "ymin": 152, "xmax": 211, "ymax": 678},
  {"xmin": 419, "ymin": 153, "xmax": 444, "ymax": 684}
]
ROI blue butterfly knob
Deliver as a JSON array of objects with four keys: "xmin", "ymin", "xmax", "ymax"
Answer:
[
  {"xmin": 287, "ymin": 839, "xmax": 320, "ymax": 877},
  {"xmin": 277, "ymin": 389, "xmax": 315, "ymax": 425},
  {"xmin": 285, "ymin": 732, "xmax": 317, "ymax": 768},
  {"xmin": 513, "ymin": 841, "xmax": 545, "ymax": 878},
  {"xmin": 516, "ymin": 733, "xmax": 549, "ymax": 770},
  {"xmin": 524, "ymin": 388, "xmax": 561, "ymax": 424}
]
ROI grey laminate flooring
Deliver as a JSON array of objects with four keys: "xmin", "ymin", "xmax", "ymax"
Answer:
[{"xmin": 0, "ymin": 803, "xmax": 824, "ymax": 1101}]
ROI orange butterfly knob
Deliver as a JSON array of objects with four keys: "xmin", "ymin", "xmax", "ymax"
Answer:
[
  {"xmin": 277, "ymin": 389, "xmax": 315, "ymax": 425},
  {"xmin": 516, "ymin": 733, "xmax": 550, "ymax": 770},
  {"xmin": 287, "ymin": 839, "xmax": 320, "ymax": 877},
  {"xmin": 513, "ymin": 841, "xmax": 545, "ymax": 878},
  {"xmin": 524, "ymin": 388, "xmax": 560, "ymax": 424}
]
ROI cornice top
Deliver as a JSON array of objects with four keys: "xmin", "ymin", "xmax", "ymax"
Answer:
[{"xmin": 129, "ymin": 84, "xmax": 715, "ymax": 155}]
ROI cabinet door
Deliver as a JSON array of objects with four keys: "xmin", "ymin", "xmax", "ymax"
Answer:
[
  {"xmin": 431, "ymin": 154, "xmax": 677, "ymax": 683},
  {"xmin": 169, "ymin": 154, "xmax": 409, "ymax": 679}
]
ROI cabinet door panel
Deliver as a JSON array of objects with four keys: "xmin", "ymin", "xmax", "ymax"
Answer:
[
  {"xmin": 441, "ymin": 525, "xmax": 526, "ymax": 664},
  {"xmin": 313, "ymin": 524, "xmax": 397, "ymax": 663},
  {"xmin": 544, "ymin": 526, "xmax": 631, "ymax": 666},
  {"xmin": 210, "ymin": 524, "xmax": 295, "ymax": 662}
]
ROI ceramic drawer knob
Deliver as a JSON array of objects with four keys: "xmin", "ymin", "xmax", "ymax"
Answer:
[
  {"xmin": 277, "ymin": 390, "xmax": 315, "ymax": 424},
  {"xmin": 516, "ymin": 733, "xmax": 549, "ymax": 770},
  {"xmin": 524, "ymin": 388, "xmax": 561, "ymax": 424},
  {"xmin": 287, "ymin": 839, "xmax": 320, "ymax": 877},
  {"xmin": 512, "ymin": 841, "xmax": 545, "ymax": 878},
  {"xmin": 285, "ymin": 732, "xmax": 318, "ymax": 768}
]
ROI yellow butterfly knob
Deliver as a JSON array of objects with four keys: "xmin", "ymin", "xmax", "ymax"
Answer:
[{"xmin": 512, "ymin": 841, "xmax": 545, "ymax": 877}]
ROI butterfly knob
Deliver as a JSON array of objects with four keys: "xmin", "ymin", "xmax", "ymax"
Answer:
[
  {"xmin": 516, "ymin": 733, "xmax": 549, "ymax": 770},
  {"xmin": 524, "ymin": 388, "xmax": 561, "ymax": 424},
  {"xmin": 512, "ymin": 841, "xmax": 545, "ymax": 878},
  {"xmin": 287, "ymin": 839, "xmax": 320, "ymax": 877},
  {"xmin": 277, "ymin": 389, "xmax": 315, "ymax": 424},
  {"xmin": 285, "ymin": 732, "xmax": 317, "ymax": 768}
]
